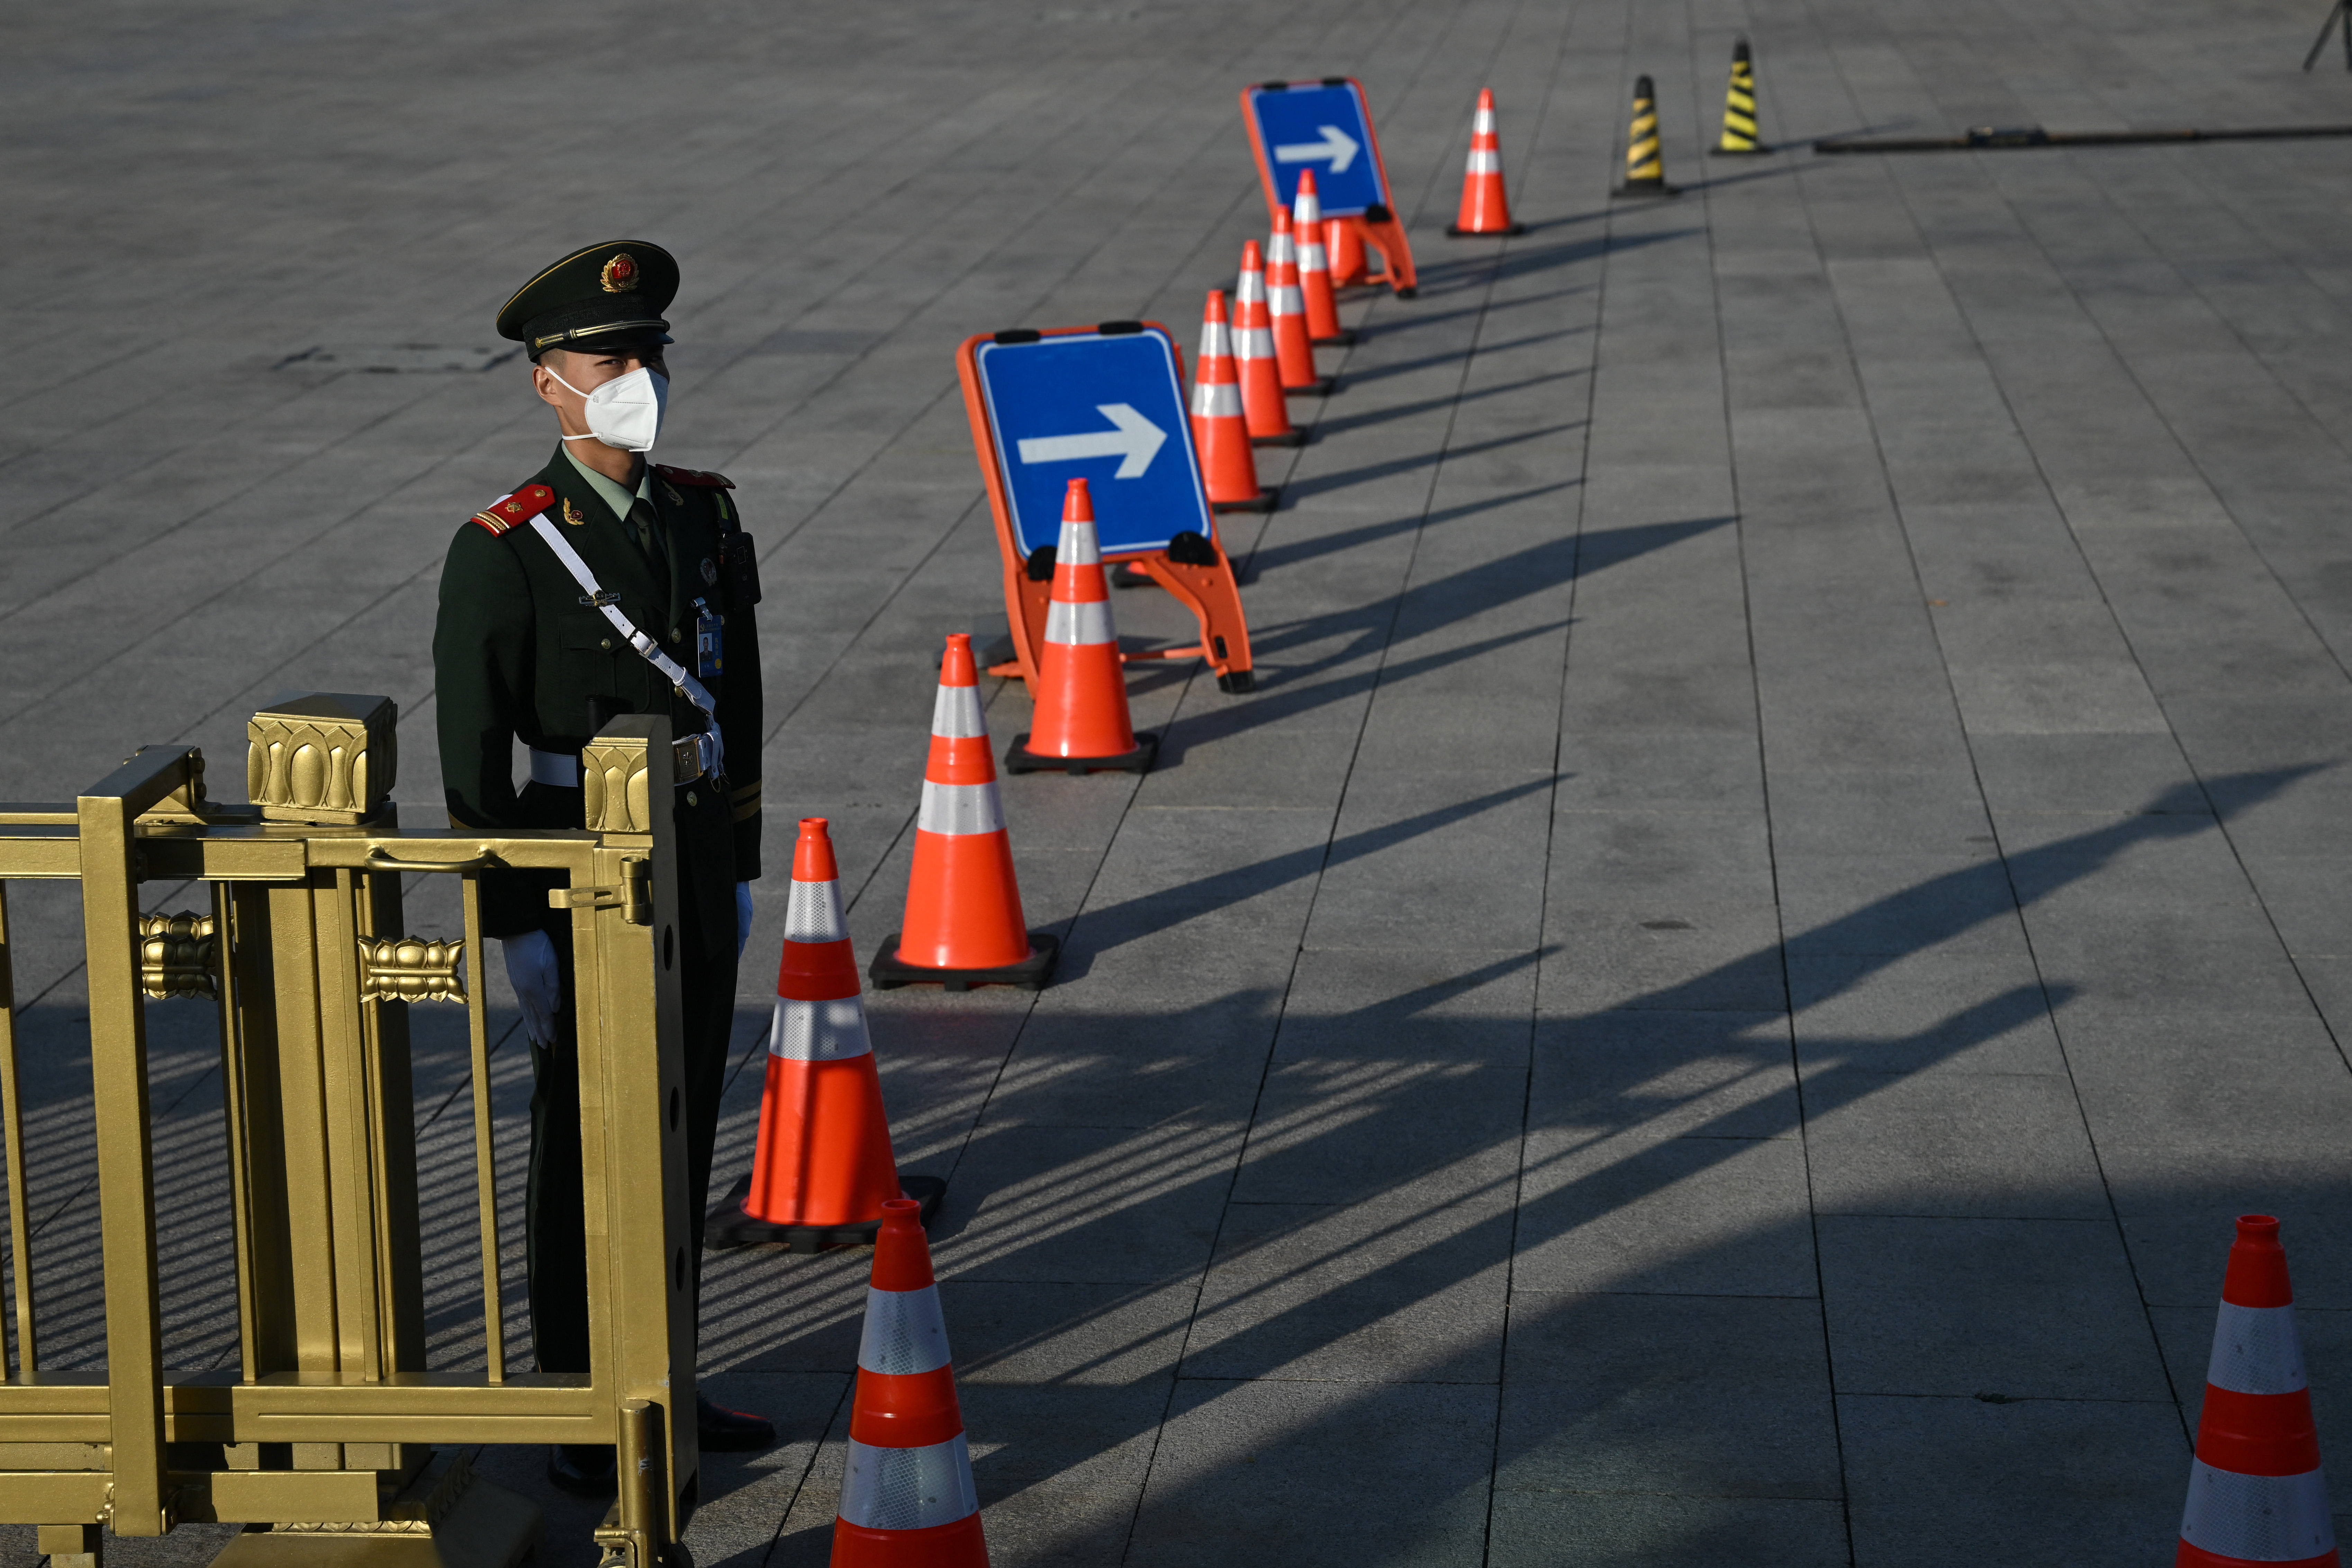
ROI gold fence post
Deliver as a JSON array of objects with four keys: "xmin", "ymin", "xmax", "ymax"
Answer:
[
  {"xmin": 580, "ymin": 717, "xmax": 698, "ymax": 1561},
  {"xmin": 76, "ymin": 745, "xmax": 202, "ymax": 1537},
  {"xmin": 225, "ymin": 880, "xmax": 298, "ymax": 1384},
  {"xmin": 0, "ymin": 883, "xmax": 37, "ymax": 1375}
]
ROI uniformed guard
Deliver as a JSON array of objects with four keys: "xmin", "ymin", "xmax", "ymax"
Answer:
[{"xmin": 433, "ymin": 239, "xmax": 774, "ymax": 1496}]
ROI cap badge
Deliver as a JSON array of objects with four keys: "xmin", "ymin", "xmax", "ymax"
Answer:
[
  {"xmin": 700, "ymin": 558, "xmax": 719, "ymax": 586},
  {"xmin": 599, "ymin": 251, "xmax": 640, "ymax": 293},
  {"xmin": 563, "ymin": 498, "xmax": 588, "ymax": 527}
]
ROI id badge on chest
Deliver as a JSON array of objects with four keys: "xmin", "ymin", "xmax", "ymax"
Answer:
[{"xmin": 694, "ymin": 597, "xmax": 723, "ymax": 679}]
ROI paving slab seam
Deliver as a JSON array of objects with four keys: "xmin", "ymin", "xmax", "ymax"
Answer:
[
  {"xmin": 1675, "ymin": 28, "xmax": 1866, "ymax": 1563},
  {"xmin": 6, "ymin": 21, "xmax": 1249, "ymax": 747},
  {"xmin": 1912, "ymin": 167, "xmax": 2352, "ymax": 1087},
  {"xmin": 1800, "ymin": 7, "xmax": 2207, "ymax": 1457},
  {"xmin": 1095, "ymin": 2, "xmax": 1581, "ymax": 1553},
  {"xmin": 0, "ymin": 6, "xmax": 1077, "ymax": 491},
  {"xmin": 700, "ymin": 4, "xmax": 1490, "ymax": 1552}
]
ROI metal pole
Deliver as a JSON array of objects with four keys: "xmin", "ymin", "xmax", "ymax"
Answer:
[
  {"xmin": 461, "ymin": 872, "xmax": 506, "ymax": 1383},
  {"xmin": 0, "ymin": 885, "xmax": 34, "ymax": 1375}
]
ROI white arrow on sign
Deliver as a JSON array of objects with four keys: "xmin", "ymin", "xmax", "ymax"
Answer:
[
  {"xmin": 1015, "ymin": 403, "xmax": 1167, "ymax": 479},
  {"xmin": 1272, "ymin": 124, "xmax": 1360, "ymax": 174}
]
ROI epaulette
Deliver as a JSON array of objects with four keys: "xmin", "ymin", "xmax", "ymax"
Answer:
[
  {"xmin": 651, "ymin": 464, "xmax": 734, "ymax": 490},
  {"xmin": 470, "ymin": 484, "xmax": 557, "ymax": 536}
]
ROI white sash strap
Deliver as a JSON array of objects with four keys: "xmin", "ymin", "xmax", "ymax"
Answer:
[{"xmin": 527, "ymin": 514, "xmax": 723, "ymax": 776}]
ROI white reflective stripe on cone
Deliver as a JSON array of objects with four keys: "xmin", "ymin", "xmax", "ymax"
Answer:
[
  {"xmin": 1268, "ymin": 233, "xmax": 1295, "ymax": 263},
  {"xmin": 839, "ymin": 1433, "xmax": 979, "ymax": 1532},
  {"xmin": 1473, "ymin": 108, "xmax": 1497, "ymax": 133},
  {"xmin": 1295, "ymin": 194, "xmax": 1321, "ymax": 224},
  {"xmin": 2207, "ymin": 1302, "xmax": 2309, "ymax": 1395},
  {"xmin": 930, "ymin": 679, "xmax": 987, "ymax": 739},
  {"xmin": 857, "ymin": 1284, "xmax": 953, "ymax": 1375},
  {"xmin": 770, "ymin": 996, "xmax": 873, "ymax": 1061},
  {"xmin": 2179, "ymin": 1460, "xmax": 2335, "ymax": 1559},
  {"xmin": 1466, "ymin": 149, "xmax": 1502, "ymax": 173},
  {"xmin": 1191, "ymin": 381, "xmax": 1243, "ymax": 419},
  {"xmin": 1237, "ymin": 270, "xmax": 1266, "ymax": 303},
  {"xmin": 1197, "ymin": 321, "xmax": 1232, "ymax": 360},
  {"xmin": 1046, "ymin": 597, "xmax": 1116, "ymax": 646},
  {"xmin": 784, "ymin": 877, "xmax": 848, "ymax": 943},
  {"xmin": 1234, "ymin": 328, "xmax": 1275, "ymax": 360},
  {"xmin": 918, "ymin": 780, "xmax": 1006, "ymax": 836},
  {"xmin": 1056, "ymin": 518, "xmax": 1101, "ymax": 566},
  {"xmin": 1299, "ymin": 241, "xmax": 1328, "ymax": 268},
  {"xmin": 1269, "ymin": 285, "xmax": 1303, "ymax": 315}
]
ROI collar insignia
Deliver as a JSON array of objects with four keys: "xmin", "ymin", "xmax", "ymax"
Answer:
[
  {"xmin": 662, "ymin": 481, "xmax": 684, "ymax": 506},
  {"xmin": 562, "ymin": 498, "xmax": 588, "ymax": 527},
  {"xmin": 700, "ymin": 557, "xmax": 718, "ymax": 586}
]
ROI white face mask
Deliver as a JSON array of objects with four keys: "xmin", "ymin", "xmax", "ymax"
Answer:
[{"xmin": 546, "ymin": 363, "xmax": 668, "ymax": 453}]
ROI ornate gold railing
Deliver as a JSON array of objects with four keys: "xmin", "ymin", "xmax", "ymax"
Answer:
[{"xmin": 0, "ymin": 694, "xmax": 698, "ymax": 1567}]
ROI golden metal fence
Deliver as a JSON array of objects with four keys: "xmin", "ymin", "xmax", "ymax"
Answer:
[{"xmin": 0, "ymin": 693, "xmax": 699, "ymax": 1567}]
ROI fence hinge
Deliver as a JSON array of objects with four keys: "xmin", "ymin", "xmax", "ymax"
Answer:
[{"xmin": 550, "ymin": 858, "xmax": 653, "ymax": 925}]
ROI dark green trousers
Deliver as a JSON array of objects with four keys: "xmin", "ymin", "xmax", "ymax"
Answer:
[{"xmin": 522, "ymin": 781, "xmax": 739, "ymax": 1374}]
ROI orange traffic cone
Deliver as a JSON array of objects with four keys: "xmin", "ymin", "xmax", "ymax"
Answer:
[
  {"xmin": 709, "ymin": 818, "xmax": 944, "ymax": 1251},
  {"xmin": 1447, "ymin": 89, "xmax": 1524, "ymax": 236},
  {"xmin": 1294, "ymin": 170, "xmax": 1353, "ymax": 345},
  {"xmin": 1233, "ymin": 241, "xmax": 1304, "ymax": 447},
  {"xmin": 830, "ymin": 1198, "xmax": 989, "ymax": 1568},
  {"xmin": 1006, "ymin": 479, "xmax": 1157, "ymax": 774},
  {"xmin": 869, "ymin": 634, "xmax": 1058, "ymax": 992},
  {"xmin": 1266, "ymin": 211, "xmax": 1333, "ymax": 397},
  {"xmin": 2177, "ymin": 1215, "xmax": 2339, "ymax": 1567},
  {"xmin": 1191, "ymin": 290, "xmax": 1276, "ymax": 514},
  {"xmin": 1327, "ymin": 213, "xmax": 1371, "ymax": 287}
]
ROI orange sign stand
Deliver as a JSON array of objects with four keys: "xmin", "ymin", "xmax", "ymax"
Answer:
[
  {"xmin": 1240, "ymin": 77, "xmax": 1419, "ymax": 298},
  {"xmin": 956, "ymin": 324, "xmax": 1256, "ymax": 695}
]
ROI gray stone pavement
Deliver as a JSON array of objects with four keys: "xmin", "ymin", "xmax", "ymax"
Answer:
[{"xmin": 5, "ymin": 0, "xmax": 2352, "ymax": 1561}]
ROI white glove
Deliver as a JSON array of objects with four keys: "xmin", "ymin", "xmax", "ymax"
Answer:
[
  {"xmin": 501, "ymin": 928, "xmax": 562, "ymax": 1046},
  {"xmin": 736, "ymin": 881, "xmax": 754, "ymax": 957}
]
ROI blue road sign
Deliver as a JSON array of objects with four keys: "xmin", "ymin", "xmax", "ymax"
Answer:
[
  {"xmin": 1243, "ymin": 80, "xmax": 1389, "ymax": 217},
  {"xmin": 970, "ymin": 326, "xmax": 1214, "ymax": 558}
]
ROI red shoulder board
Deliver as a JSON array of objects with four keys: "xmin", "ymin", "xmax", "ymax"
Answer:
[
  {"xmin": 470, "ymin": 484, "xmax": 557, "ymax": 536},
  {"xmin": 651, "ymin": 464, "xmax": 734, "ymax": 490}
]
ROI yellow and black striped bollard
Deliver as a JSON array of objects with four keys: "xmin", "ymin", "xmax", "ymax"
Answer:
[
  {"xmin": 1617, "ymin": 73, "xmax": 1677, "ymax": 197},
  {"xmin": 1715, "ymin": 38, "xmax": 1766, "ymax": 154}
]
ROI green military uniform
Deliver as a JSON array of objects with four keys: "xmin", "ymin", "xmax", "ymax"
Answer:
[{"xmin": 432, "ymin": 241, "xmax": 763, "ymax": 1380}]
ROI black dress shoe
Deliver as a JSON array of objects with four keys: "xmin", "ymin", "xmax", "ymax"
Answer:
[
  {"xmin": 547, "ymin": 1443, "xmax": 617, "ymax": 1497},
  {"xmin": 697, "ymin": 1392, "xmax": 776, "ymax": 1452}
]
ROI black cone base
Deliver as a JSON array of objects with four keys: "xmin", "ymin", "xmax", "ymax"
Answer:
[
  {"xmin": 1614, "ymin": 181, "xmax": 1680, "ymax": 198},
  {"xmin": 1394, "ymin": 287, "xmax": 1418, "ymax": 299},
  {"xmin": 1311, "ymin": 328, "xmax": 1359, "ymax": 346},
  {"xmin": 1446, "ymin": 222, "xmax": 1527, "ymax": 237},
  {"xmin": 1005, "ymin": 730, "xmax": 1158, "ymax": 776},
  {"xmin": 1282, "ymin": 377, "xmax": 1339, "ymax": 396},
  {"xmin": 1212, "ymin": 488, "xmax": 1281, "ymax": 514},
  {"xmin": 1251, "ymin": 429, "xmax": 1310, "ymax": 447},
  {"xmin": 1216, "ymin": 668, "xmax": 1256, "ymax": 694},
  {"xmin": 704, "ymin": 1173, "xmax": 946, "ymax": 1254},
  {"xmin": 869, "ymin": 931, "xmax": 1060, "ymax": 993},
  {"xmin": 1710, "ymin": 144, "xmax": 1771, "ymax": 156}
]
